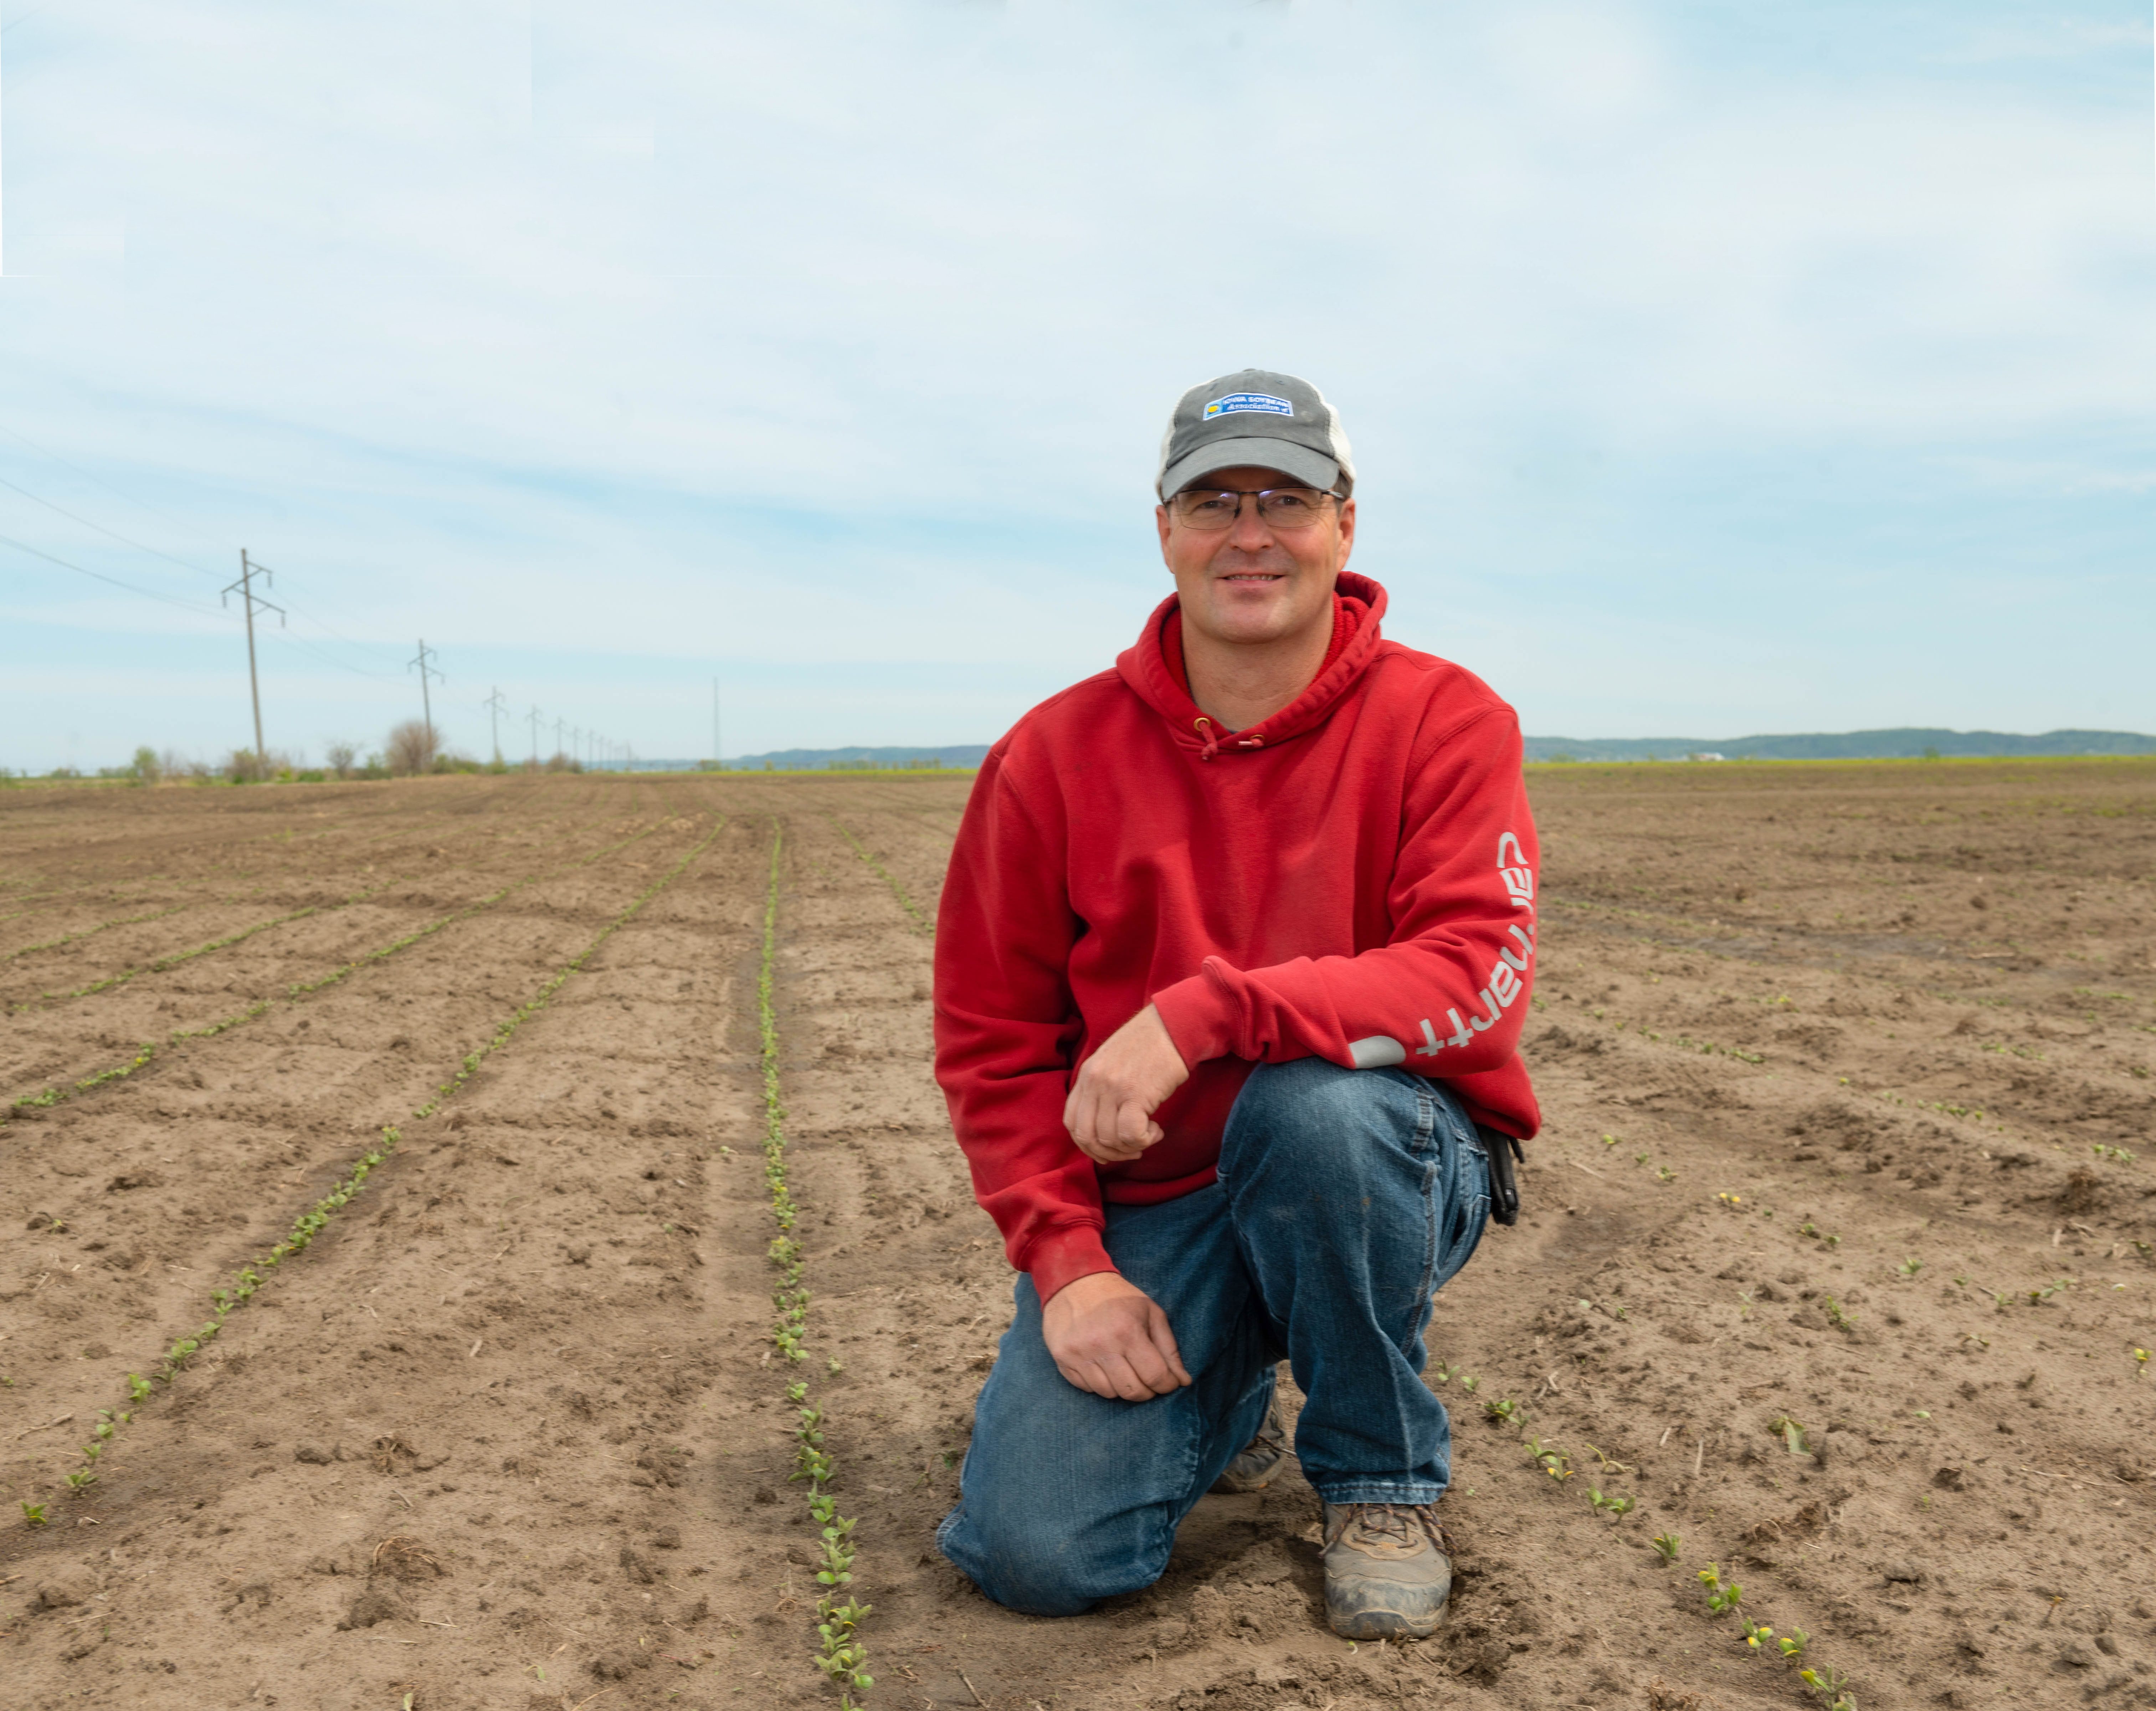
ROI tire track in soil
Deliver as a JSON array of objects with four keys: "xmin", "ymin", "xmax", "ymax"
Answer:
[
  {"xmin": 0, "ymin": 813, "xmax": 716, "ymax": 1486},
  {"xmin": 0, "ymin": 798, "xmax": 761, "ymax": 1709}
]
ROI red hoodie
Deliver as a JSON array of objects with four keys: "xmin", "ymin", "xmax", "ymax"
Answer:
[{"xmin": 933, "ymin": 571, "xmax": 1541, "ymax": 1303}]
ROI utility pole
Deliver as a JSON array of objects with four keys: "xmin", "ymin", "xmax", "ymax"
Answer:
[
  {"xmin": 221, "ymin": 550, "xmax": 284, "ymax": 762},
  {"xmin": 527, "ymin": 705, "xmax": 541, "ymax": 768},
  {"xmin": 409, "ymin": 639, "xmax": 444, "ymax": 763},
  {"xmin": 553, "ymin": 716, "xmax": 564, "ymax": 763},
  {"xmin": 483, "ymin": 687, "xmax": 507, "ymax": 764}
]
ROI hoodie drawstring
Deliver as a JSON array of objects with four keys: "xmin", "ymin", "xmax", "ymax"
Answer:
[{"xmin": 1193, "ymin": 716, "xmax": 1220, "ymax": 762}]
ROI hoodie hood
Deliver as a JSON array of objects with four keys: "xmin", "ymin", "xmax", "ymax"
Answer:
[{"xmin": 1116, "ymin": 570, "xmax": 1390, "ymax": 760}]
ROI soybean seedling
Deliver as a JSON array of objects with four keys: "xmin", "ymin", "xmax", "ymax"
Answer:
[
  {"xmin": 1896, "ymin": 1257, "xmax": 1924, "ymax": 1279},
  {"xmin": 1699, "ymin": 1564, "xmax": 1742, "ymax": 1615},
  {"xmin": 1588, "ymin": 1488, "xmax": 1635, "ymax": 1520},
  {"xmin": 1601, "ymin": 1133, "xmax": 1620, "ymax": 1149},
  {"xmin": 1651, "ymin": 1531, "xmax": 1680, "ymax": 1564},
  {"xmin": 127, "ymin": 1373, "xmax": 152, "ymax": 1403},
  {"xmin": 1458, "ymin": 1373, "xmax": 1480, "ymax": 1393},
  {"xmin": 1432, "ymin": 1362, "xmax": 1458, "ymax": 1384},
  {"xmin": 1743, "ymin": 1619, "xmax": 1777, "ymax": 1654},
  {"xmin": 1823, "ymin": 1296, "xmax": 1856, "ymax": 1331},
  {"xmin": 1799, "ymin": 1664, "xmax": 1856, "ymax": 1709},
  {"xmin": 1657, "ymin": 1167, "xmax": 1677, "ymax": 1182},
  {"xmin": 1484, "ymin": 1397, "xmax": 1526, "ymax": 1426},
  {"xmin": 1778, "ymin": 1627, "xmax": 1811, "ymax": 1660},
  {"xmin": 1586, "ymin": 1443, "xmax": 1632, "ymax": 1473},
  {"xmin": 63, "ymin": 1471, "xmax": 96, "ymax": 1495},
  {"xmin": 1770, "ymin": 1415, "xmax": 1812, "ymax": 1456},
  {"xmin": 1524, "ymin": 1436, "xmax": 1572, "ymax": 1480},
  {"xmin": 20, "ymin": 1501, "xmax": 47, "ymax": 1527}
]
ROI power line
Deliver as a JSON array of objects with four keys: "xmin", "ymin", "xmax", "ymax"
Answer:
[
  {"xmin": 0, "ymin": 471, "xmax": 224, "ymax": 584},
  {"xmin": 0, "ymin": 530, "xmax": 227, "ymax": 618}
]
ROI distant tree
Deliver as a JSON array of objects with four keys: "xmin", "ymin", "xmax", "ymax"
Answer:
[
  {"xmin": 129, "ymin": 746, "xmax": 162, "ymax": 784},
  {"xmin": 386, "ymin": 720, "xmax": 438, "ymax": 777},
  {"xmin": 324, "ymin": 740, "xmax": 358, "ymax": 780}
]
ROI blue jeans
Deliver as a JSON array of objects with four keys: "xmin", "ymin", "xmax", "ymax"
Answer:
[{"xmin": 937, "ymin": 1058, "xmax": 1493, "ymax": 1617}]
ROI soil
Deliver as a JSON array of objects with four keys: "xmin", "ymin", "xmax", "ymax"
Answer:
[{"xmin": 0, "ymin": 759, "xmax": 2150, "ymax": 1711}]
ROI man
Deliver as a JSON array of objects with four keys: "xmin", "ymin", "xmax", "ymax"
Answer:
[{"xmin": 932, "ymin": 369, "xmax": 1540, "ymax": 1640}]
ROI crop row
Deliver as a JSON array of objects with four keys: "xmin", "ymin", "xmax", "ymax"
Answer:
[
  {"xmin": 830, "ymin": 815, "xmax": 931, "ymax": 937},
  {"xmin": 759, "ymin": 825, "xmax": 875, "ymax": 1705},
  {"xmin": 2, "ymin": 817, "xmax": 670, "ymax": 1130},
  {"xmin": 17, "ymin": 812, "xmax": 727, "ymax": 1525}
]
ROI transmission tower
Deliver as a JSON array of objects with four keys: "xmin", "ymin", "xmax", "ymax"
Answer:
[
  {"xmin": 220, "ymin": 550, "xmax": 285, "ymax": 762},
  {"xmin": 528, "ymin": 704, "xmax": 541, "ymax": 768},
  {"xmin": 408, "ymin": 639, "xmax": 445, "ymax": 761},
  {"xmin": 482, "ymin": 687, "xmax": 508, "ymax": 764}
]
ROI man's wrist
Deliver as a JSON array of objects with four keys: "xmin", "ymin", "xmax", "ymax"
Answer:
[
  {"xmin": 1027, "ymin": 1225, "xmax": 1117, "ymax": 1306},
  {"xmin": 1151, "ymin": 971, "xmax": 1233, "ymax": 1067}
]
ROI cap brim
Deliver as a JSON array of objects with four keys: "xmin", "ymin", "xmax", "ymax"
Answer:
[{"xmin": 1159, "ymin": 437, "xmax": 1341, "ymax": 498}]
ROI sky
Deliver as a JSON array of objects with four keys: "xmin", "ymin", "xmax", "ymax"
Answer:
[{"xmin": 1, "ymin": 0, "xmax": 2151, "ymax": 771}]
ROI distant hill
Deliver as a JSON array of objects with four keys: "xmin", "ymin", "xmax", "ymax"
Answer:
[
  {"xmin": 641, "ymin": 744, "xmax": 994, "ymax": 771},
  {"xmin": 1522, "ymin": 728, "xmax": 2156, "ymax": 763},
  {"xmin": 624, "ymin": 729, "xmax": 2154, "ymax": 772}
]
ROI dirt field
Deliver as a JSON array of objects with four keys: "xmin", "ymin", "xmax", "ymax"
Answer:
[{"xmin": 1, "ymin": 760, "xmax": 2150, "ymax": 1711}]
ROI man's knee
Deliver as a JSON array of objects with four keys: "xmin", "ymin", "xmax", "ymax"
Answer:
[
  {"xmin": 938, "ymin": 1494, "xmax": 1157, "ymax": 1616},
  {"xmin": 1226, "ymin": 1057, "xmax": 1408, "ymax": 1172}
]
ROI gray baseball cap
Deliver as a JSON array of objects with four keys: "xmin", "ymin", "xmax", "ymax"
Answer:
[{"xmin": 1155, "ymin": 368, "xmax": 1357, "ymax": 499}]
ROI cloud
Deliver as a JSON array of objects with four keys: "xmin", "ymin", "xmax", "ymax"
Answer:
[{"xmin": 1, "ymin": 0, "xmax": 2150, "ymax": 767}]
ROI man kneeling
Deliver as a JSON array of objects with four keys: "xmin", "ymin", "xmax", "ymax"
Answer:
[{"xmin": 931, "ymin": 370, "xmax": 1541, "ymax": 1639}]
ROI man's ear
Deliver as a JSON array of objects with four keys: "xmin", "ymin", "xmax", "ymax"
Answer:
[{"xmin": 1155, "ymin": 504, "xmax": 1173, "ymax": 565}]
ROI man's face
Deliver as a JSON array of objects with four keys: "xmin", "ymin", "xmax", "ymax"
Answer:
[{"xmin": 1155, "ymin": 465, "xmax": 1356, "ymax": 648}]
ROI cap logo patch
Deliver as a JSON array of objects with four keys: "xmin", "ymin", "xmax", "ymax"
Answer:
[{"xmin": 1203, "ymin": 392, "xmax": 1293, "ymax": 421}]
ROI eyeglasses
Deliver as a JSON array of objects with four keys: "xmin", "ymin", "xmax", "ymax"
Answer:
[{"xmin": 1166, "ymin": 487, "xmax": 1340, "ymax": 531}]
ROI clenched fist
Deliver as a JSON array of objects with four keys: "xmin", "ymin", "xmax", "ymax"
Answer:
[{"xmin": 1062, "ymin": 1004, "xmax": 1190, "ymax": 1165}]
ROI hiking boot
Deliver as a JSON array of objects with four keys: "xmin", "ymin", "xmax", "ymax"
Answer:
[
  {"xmin": 1209, "ymin": 1398, "xmax": 1290, "ymax": 1494},
  {"xmin": 1321, "ymin": 1502, "xmax": 1453, "ymax": 1639}
]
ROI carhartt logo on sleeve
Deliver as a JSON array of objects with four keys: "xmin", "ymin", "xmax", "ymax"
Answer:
[{"xmin": 1203, "ymin": 392, "xmax": 1294, "ymax": 421}]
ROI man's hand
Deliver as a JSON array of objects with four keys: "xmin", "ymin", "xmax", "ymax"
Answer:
[
  {"xmin": 1041, "ymin": 1271, "xmax": 1192, "ymax": 1401},
  {"xmin": 1063, "ymin": 1003, "xmax": 1189, "ymax": 1164}
]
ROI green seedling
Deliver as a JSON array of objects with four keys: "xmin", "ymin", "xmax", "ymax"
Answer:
[
  {"xmin": 1601, "ymin": 1133, "xmax": 1619, "ymax": 1148},
  {"xmin": 2028, "ymin": 1277, "xmax": 2071, "ymax": 1304},
  {"xmin": 1743, "ymin": 1619, "xmax": 1777, "ymax": 1653},
  {"xmin": 1698, "ymin": 1563, "xmax": 1742, "ymax": 1615},
  {"xmin": 1823, "ymin": 1296, "xmax": 1855, "ymax": 1331},
  {"xmin": 2132, "ymin": 1348, "xmax": 2147, "ymax": 1373},
  {"xmin": 1484, "ymin": 1397, "xmax": 1526, "ymax": 1426},
  {"xmin": 20, "ymin": 1501, "xmax": 47, "ymax": 1526},
  {"xmin": 1587, "ymin": 1488, "xmax": 1634, "ymax": 1519},
  {"xmin": 1432, "ymin": 1362, "xmax": 1457, "ymax": 1384},
  {"xmin": 1524, "ymin": 1436, "xmax": 1573, "ymax": 1480},
  {"xmin": 1799, "ymin": 1663, "xmax": 1856, "ymax": 1710},
  {"xmin": 1458, "ymin": 1373, "xmax": 1479, "ymax": 1393},
  {"xmin": 1895, "ymin": 1257, "xmax": 1924, "ymax": 1278},
  {"xmin": 1771, "ymin": 1415, "xmax": 1812, "ymax": 1456},
  {"xmin": 2093, "ymin": 1144, "xmax": 2137, "ymax": 1164},
  {"xmin": 63, "ymin": 1470, "xmax": 96, "ymax": 1494},
  {"xmin": 1777, "ymin": 1627, "xmax": 1810, "ymax": 1660},
  {"xmin": 1585, "ymin": 1443, "xmax": 1631, "ymax": 1473},
  {"xmin": 1633, "ymin": 1152, "xmax": 1650, "ymax": 1166},
  {"xmin": 1651, "ymin": 1531, "xmax": 1680, "ymax": 1563},
  {"xmin": 1738, "ymin": 1289, "xmax": 1756, "ymax": 1320},
  {"xmin": 1657, "ymin": 1167, "xmax": 1677, "ymax": 1182}
]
